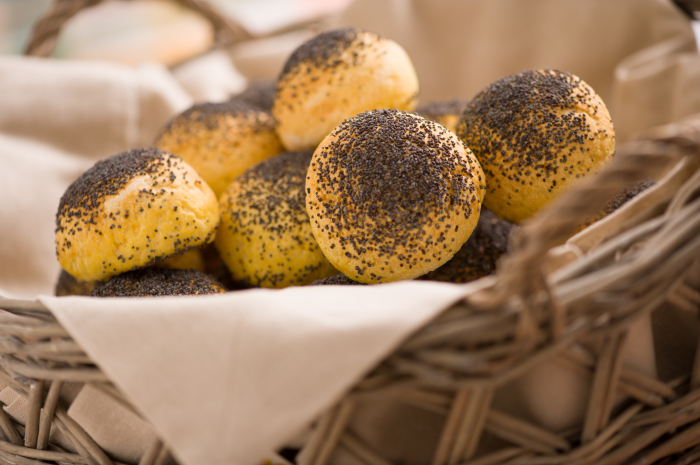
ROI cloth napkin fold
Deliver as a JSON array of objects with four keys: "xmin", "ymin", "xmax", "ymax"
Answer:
[{"xmin": 40, "ymin": 282, "xmax": 473, "ymax": 465}]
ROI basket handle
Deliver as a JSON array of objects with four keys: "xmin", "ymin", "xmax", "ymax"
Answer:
[
  {"xmin": 24, "ymin": 0, "xmax": 253, "ymax": 58},
  {"xmin": 487, "ymin": 115, "xmax": 700, "ymax": 314}
]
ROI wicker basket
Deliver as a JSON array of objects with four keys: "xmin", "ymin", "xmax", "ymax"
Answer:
[
  {"xmin": 2, "ymin": 114, "xmax": 699, "ymax": 465},
  {"xmin": 3, "ymin": 1, "xmax": 700, "ymax": 465}
]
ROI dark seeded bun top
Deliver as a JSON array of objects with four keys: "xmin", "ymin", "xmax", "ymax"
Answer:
[
  {"xmin": 215, "ymin": 150, "xmax": 337, "ymax": 288},
  {"xmin": 56, "ymin": 147, "xmax": 164, "ymax": 230},
  {"xmin": 420, "ymin": 209, "xmax": 516, "ymax": 283},
  {"xmin": 55, "ymin": 147, "xmax": 219, "ymax": 282},
  {"xmin": 55, "ymin": 269, "xmax": 98, "ymax": 296},
  {"xmin": 311, "ymin": 109, "xmax": 482, "ymax": 239},
  {"xmin": 310, "ymin": 274, "xmax": 365, "ymax": 286},
  {"xmin": 234, "ymin": 151, "xmax": 314, "ymax": 232},
  {"xmin": 306, "ymin": 109, "xmax": 485, "ymax": 283},
  {"xmin": 155, "ymin": 98, "xmax": 283, "ymax": 197},
  {"xmin": 273, "ymin": 27, "xmax": 419, "ymax": 151},
  {"xmin": 460, "ymin": 70, "xmax": 605, "ymax": 165},
  {"xmin": 458, "ymin": 69, "xmax": 615, "ymax": 224},
  {"xmin": 279, "ymin": 27, "xmax": 366, "ymax": 79},
  {"xmin": 89, "ymin": 268, "xmax": 225, "ymax": 297},
  {"xmin": 577, "ymin": 178, "xmax": 656, "ymax": 231},
  {"xmin": 159, "ymin": 99, "xmax": 275, "ymax": 137},
  {"xmin": 602, "ymin": 178, "xmax": 655, "ymax": 215}
]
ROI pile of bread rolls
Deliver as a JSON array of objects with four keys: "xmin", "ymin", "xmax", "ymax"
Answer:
[{"xmin": 55, "ymin": 27, "xmax": 631, "ymax": 296}]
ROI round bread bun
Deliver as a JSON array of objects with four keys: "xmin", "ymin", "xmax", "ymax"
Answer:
[
  {"xmin": 155, "ymin": 100, "xmax": 284, "ymax": 197},
  {"xmin": 458, "ymin": 70, "xmax": 615, "ymax": 224},
  {"xmin": 416, "ymin": 99, "xmax": 469, "ymax": 134},
  {"xmin": 307, "ymin": 109, "xmax": 486, "ymax": 284},
  {"xmin": 56, "ymin": 148, "xmax": 219, "ymax": 282},
  {"xmin": 420, "ymin": 209, "xmax": 515, "ymax": 283},
  {"xmin": 215, "ymin": 151, "xmax": 337, "ymax": 288},
  {"xmin": 273, "ymin": 27, "xmax": 420, "ymax": 151},
  {"xmin": 55, "ymin": 269, "xmax": 98, "ymax": 296},
  {"xmin": 89, "ymin": 268, "xmax": 225, "ymax": 297}
]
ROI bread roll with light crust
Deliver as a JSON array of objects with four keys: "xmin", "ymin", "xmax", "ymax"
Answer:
[
  {"xmin": 306, "ymin": 109, "xmax": 486, "ymax": 284},
  {"xmin": 155, "ymin": 100, "xmax": 284, "ymax": 197},
  {"xmin": 273, "ymin": 27, "xmax": 420, "ymax": 151},
  {"xmin": 215, "ymin": 151, "xmax": 337, "ymax": 288},
  {"xmin": 55, "ymin": 148, "xmax": 219, "ymax": 282},
  {"xmin": 458, "ymin": 69, "xmax": 615, "ymax": 224}
]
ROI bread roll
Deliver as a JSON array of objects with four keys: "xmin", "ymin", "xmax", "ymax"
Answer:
[
  {"xmin": 458, "ymin": 70, "xmax": 615, "ymax": 223},
  {"xmin": 56, "ymin": 148, "xmax": 219, "ymax": 281},
  {"xmin": 215, "ymin": 151, "xmax": 337, "ymax": 288},
  {"xmin": 156, "ymin": 100, "xmax": 283, "ymax": 197},
  {"xmin": 307, "ymin": 109, "xmax": 485, "ymax": 284},
  {"xmin": 273, "ymin": 27, "xmax": 419, "ymax": 151}
]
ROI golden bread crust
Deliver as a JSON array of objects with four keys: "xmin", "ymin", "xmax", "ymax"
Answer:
[
  {"xmin": 56, "ymin": 148, "xmax": 219, "ymax": 281},
  {"xmin": 156, "ymin": 100, "xmax": 284, "ymax": 197},
  {"xmin": 273, "ymin": 28, "xmax": 420, "ymax": 151},
  {"xmin": 458, "ymin": 70, "xmax": 615, "ymax": 224},
  {"xmin": 215, "ymin": 151, "xmax": 337, "ymax": 288},
  {"xmin": 306, "ymin": 109, "xmax": 486, "ymax": 284}
]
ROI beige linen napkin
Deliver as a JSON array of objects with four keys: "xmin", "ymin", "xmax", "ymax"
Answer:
[
  {"xmin": 172, "ymin": 50, "xmax": 248, "ymax": 104},
  {"xmin": 39, "ymin": 282, "xmax": 472, "ymax": 465},
  {"xmin": 0, "ymin": 56, "xmax": 191, "ymax": 161}
]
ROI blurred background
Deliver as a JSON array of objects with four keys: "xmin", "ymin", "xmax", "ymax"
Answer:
[
  {"xmin": 2, "ymin": 0, "xmax": 700, "ymax": 142},
  {"xmin": 0, "ymin": 0, "xmax": 352, "ymax": 65},
  {"xmin": 3, "ymin": 0, "xmax": 700, "ymax": 65}
]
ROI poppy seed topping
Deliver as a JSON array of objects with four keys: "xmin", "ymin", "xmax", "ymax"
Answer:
[
  {"xmin": 273, "ymin": 27, "xmax": 420, "ymax": 151},
  {"xmin": 306, "ymin": 109, "xmax": 485, "ymax": 284},
  {"xmin": 89, "ymin": 268, "xmax": 225, "ymax": 297},
  {"xmin": 215, "ymin": 151, "xmax": 337, "ymax": 288},
  {"xmin": 55, "ymin": 148, "xmax": 219, "ymax": 281},
  {"xmin": 420, "ymin": 209, "xmax": 515, "ymax": 283},
  {"xmin": 457, "ymin": 70, "xmax": 615, "ymax": 224},
  {"xmin": 156, "ymin": 99, "xmax": 283, "ymax": 197}
]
